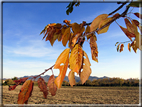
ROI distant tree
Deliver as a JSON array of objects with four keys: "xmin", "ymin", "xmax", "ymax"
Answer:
[
  {"xmin": 12, "ymin": 77, "xmax": 18, "ymax": 81},
  {"xmin": 3, "ymin": 79, "xmax": 15, "ymax": 86}
]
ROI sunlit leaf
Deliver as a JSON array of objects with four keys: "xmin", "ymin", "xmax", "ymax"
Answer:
[
  {"xmin": 68, "ymin": 70, "xmax": 75, "ymax": 87},
  {"xmin": 62, "ymin": 27, "xmax": 71, "ymax": 46},
  {"xmin": 17, "ymin": 80, "xmax": 34, "ymax": 104},
  {"xmin": 37, "ymin": 77, "xmax": 48, "ymax": 99},
  {"xmin": 47, "ymin": 75, "xmax": 57, "ymax": 96},
  {"xmin": 97, "ymin": 17, "xmax": 113, "ymax": 34},
  {"xmin": 69, "ymin": 44, "xmax": 83, "ymax": 74},
  {"xmin": 90, "ymin": 14, "xmax": 108, "ymax": 32},
  {"xmin": 79, "ymin": 51, "xmax": 91, "ymax": 84},
  {"xmin": 131, "ymin": 41, "xmax": 137, "ymax": 53},
  {"xmin": 72, "ymin": 33, "xmax": 81, "ymax": 47},
  {"xmin": 54, "ymin": 48, "xmax": 70, "ymax": 88},
  {"xmin": 90, "ymin": 36, "xmax": 98, "ymax": 62},
  {"xmin": 112, "ymin": 13, "xmax": 120, "ymax": 18}
]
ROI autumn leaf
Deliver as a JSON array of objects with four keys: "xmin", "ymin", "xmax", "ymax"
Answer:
[
  {"xmin": 72, "ymin": 33, "xmax": 81, "ymax": 47},
  {"xmin": 63, "ymin": 19, "xmax": 71, "ymax": 25},
  {"xmin": 132, "ymin": 20, "xmax": 142, "ymax": 33},
  {"xmin": 68, "ymin": 32, "xmax": 75, "ymax": 50},
  {"xmin": 128, "ymin": 43, "xmax": 131, "ymax": 52},
  {"xmin": 69, "ymin": 44, "xmax": 83, "ymax": 74},
  {"xmin": 97, "ymin": 17, "xmax": 113, "ymax": 34},
  {"xmin": 120, "ymin": 44, "xmax": 124, "ymax": 52},
  {"xmin": 119, "ymin": 25, "xmax": 135, "ymax": 41},
  {"xmin": 117, "ymin": 44, "xmax": 120, "ymax": 52},
  {"xmin": 68, "ymin": 70, "xmax": 75, "ymax": 87},
  {"xmin": 9, "ymin": 85, "xmax": 17, "ymax": 91},
  {"xmin": 134, "ymin": 13, "xmax": 142, "ymax": 19},
  {"xmin": 124, "ymin": 18, "xmax": 136, "ymax": 34},
  {"xmin": 90, "ymin": 14, "xmax": 108, "ymax": 32},
  {"xmin": 37, "ymin": 77, "xmax": 48, "ymax": 99},
  {"xmin": 62, "ymin": 27, "xmax": 71, "ymax": 46},
  {"xmin": 47, "ymin": 75, "xmax": 57, "ymax": 96},
  {"xmin": 72, "ymin": 23, "xmax": 81, "ymax": 35},
  {"xmin": 54, "ymin": 48, "xmax": 70, "ymax": 88},
  {"xmin": 90, "ymin": 36, "xmax": 98, "ymax": 62},
  {"xmin": 131, "ymin": 41, "xmax": 137, "ymax": 53},
  {"xmin": 115, "ymin": 42, "xmax": 119, "ymax": 46},
  {"xmin": 17, "ymin": 80, "xmax": 34, "ymax": 104},
  {"xmin": 79, "ymin": 51, "xmax": 91, "ymax": 84}
]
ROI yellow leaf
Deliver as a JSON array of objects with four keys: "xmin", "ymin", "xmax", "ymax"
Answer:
[
  {"xmin": 68, "ymin": 70, "xmax": 75, "ymax": 87},
  {"xmin": 90, "ymin": 36, "xmax": 98, "ymax": 62},
  {"xmin": 62, "ymin": 27, "xmax": 70, "ymax": 47},
  {"xmin": 72, "ymin": 33, "xmax": 81, "ymax": 47},
  {"xmin": 68, "ymin": 32, "xmax": 75, "ymax": 50},
  {"xmin": 97, "ymin": 17, "xmax": 113, "ymax": 34},
  {"xmin": 72, "ymin": 23, "xmax": 81, "ymax": 35},
  {"xmin": 131, "ymin": 41, "xmax": 137, "ymax": 53},
  {"xmin": 54, "ymin": 48, "xmax": 70, "ymax": 88},
  {"xmin": 79, "ymin": 51, "xmax": 91, "ymax": 84},
  {"xmin": 90, "ymin": 14, "xmax": 108, "ymax": 32},
  {"xmin": 69, "ymin": 44, "xmax": 83, "ymax": 74},
  {"xmin": 50, "ymin": 34, "xmax": 58, "ymax": 46}
]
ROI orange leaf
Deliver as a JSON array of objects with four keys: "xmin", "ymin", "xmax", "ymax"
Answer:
[
  {"xmin": 17, "ymin": 80, "xmax": 34, "ymax": 104},
  {"xmin": 62, "ymin": 27, "xmax": 70, "ymax": 46},
  {"xmin": 68, "ymin": 32, "xmax": 75, "ymax": 50},
  {"xmin": 90, "ymin": 14, "xmax": 108, "ymax": 32},
  {"xmin": 79, "ymin": 51, "xmax": 91, "ymax": 84},
  {"xmin": 90, "ymin": 36, "xmax": 98, "ymax": 62},
  {"xmin": 120, "ymin": 44, "xmax": 124, "ymax": 52},
  {"xmin": 124, "ymin": 18, "xmax": 136, "ymax": 34},
  {"xmin": 72, "ymin": 33, "xmax": 81, "ymax": 47},
  {"xmin": 9, "ymin": 85, "xmax": 17, "ymax": 91},
  {"xmin": 119, "ymin": 25, "xmax": 135, "ymax": 41},
  {"xmin": 69, "ymin": 44, "xmax": 83, "ymax": 74},
  {"xmin": 47, "ymin": 75, "xmax": 57, "ymax": 96},
  {"xmin": 128, "ymin": 43, "xmax": 131, "ymax": 52},
  {"xmin": 37, "ymin": 77, "xmax": 48, "ymax": 99},
  {"xmin": 97, "ymin": 17, "xmax": 113, "ymax": 34},
  {"xmin": 54, "ymin": 48, "xmax": 70, "ymax": 88},
  {"xmin": 117, "ymin": 44, "xmax": 120, "ymax": 52},
  {"xmin": 72, "ymin": 23, "xmax": 82, "ymax": 35},
  {"xmin": 134, "ymin": 13, "xmax": 142, "ymax": 19},
  {"xmin": 68, "ymin": 70, "xmax": 75, "ymax": 87},
  {"xmin": 63, "ymin": 19, "xmax": 71, "ymax": 25},
  {"xmin": 131, "ymin": 41, "xmax": 137, "ymax": 53}
]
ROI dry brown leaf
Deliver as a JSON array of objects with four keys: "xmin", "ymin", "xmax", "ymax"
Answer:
[
  {"xmin": 47, "ymin": 75, "xmax": 57, "ymax": 96},
  {"xmin": 37, "ymin": 77, "xmax": 48, "ymax": 99},
  {"xmin": 134, "ymin": 13, "xmax": 142, "ymax": 19},
  {"xmin": 90, "ymin": 36, "xmax": 98, "ymax": 62}
]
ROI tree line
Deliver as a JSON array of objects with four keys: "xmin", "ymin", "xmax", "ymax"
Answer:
[{"xmin": 3, "ymin": 77, "xmax": 140, "ymax": 87}]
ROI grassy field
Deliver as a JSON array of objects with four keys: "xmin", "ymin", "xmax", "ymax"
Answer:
[{"xmin": 2, "ymin": 85, "xmax": 139, "ymax": 104}]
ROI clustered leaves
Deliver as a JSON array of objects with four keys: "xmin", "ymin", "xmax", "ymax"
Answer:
[{"xmin": 8, "ymin": 1, "xmax": 141, "ymax": 104}]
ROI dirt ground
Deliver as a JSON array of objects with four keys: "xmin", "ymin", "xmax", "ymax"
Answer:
[{"xmin": 2, "ymin": 86, "xmax": 139, "ymax": 105}]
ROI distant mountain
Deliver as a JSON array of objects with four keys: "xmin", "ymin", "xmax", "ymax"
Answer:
[{"xmin": 11, "ymin": 75, "xmax": 109, "ymax": 82}]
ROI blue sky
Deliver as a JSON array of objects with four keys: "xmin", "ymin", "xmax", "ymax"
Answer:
[{"xmin": 2, "ymin": 2, "xmax": 140, "ymax": 79}]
